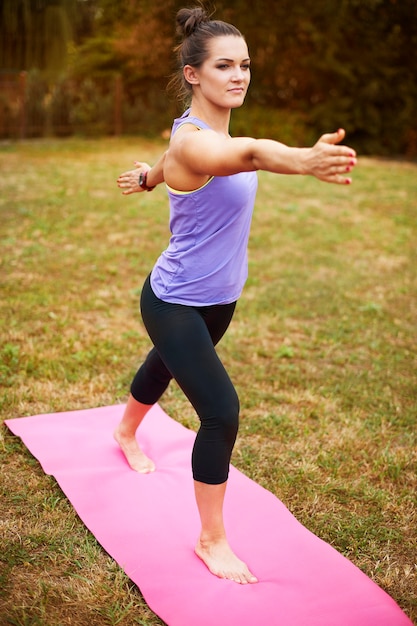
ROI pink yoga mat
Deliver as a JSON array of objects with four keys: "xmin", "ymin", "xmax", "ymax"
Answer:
[{"xmin": 5, "ymin": 405, "xmax": 412, "ymax": 626}]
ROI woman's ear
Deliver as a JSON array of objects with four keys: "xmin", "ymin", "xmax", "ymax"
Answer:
[{"xmin": 183, "ymin": 65, "xmax": 200, "ymax": 85}]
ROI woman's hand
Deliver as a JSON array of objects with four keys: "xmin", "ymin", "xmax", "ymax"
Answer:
[
  {"xmin": 117, "ymin": 161, "xmax": 151, "ymax": 195},
  {"xmin": 304, "ymin": 129, "xmax": 357, "ymax": 185}
]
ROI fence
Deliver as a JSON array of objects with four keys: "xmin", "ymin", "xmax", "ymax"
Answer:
[
  {"xmin": 0, "ymin": 71, "xmax": 27, "ymax": 138},
  {"xmin": 0, "ymin": 71, "xmax": 174, "ymax": 139}
]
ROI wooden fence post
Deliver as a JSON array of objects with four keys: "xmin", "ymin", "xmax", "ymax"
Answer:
[
  {"xmin": 19, "ymin": 71, "xmax": 27, "ymax": 139},
  {"xmin": 114, "ymin": 74, "xmax": 123, "ymax": 136}
]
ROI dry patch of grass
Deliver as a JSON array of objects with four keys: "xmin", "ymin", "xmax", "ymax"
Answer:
[{"xmin": 1, "ymin": 139, "xmax": 416, "ymax": 624}]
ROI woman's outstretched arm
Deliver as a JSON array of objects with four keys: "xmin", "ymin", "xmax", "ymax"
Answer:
[
  {"xmin": 251, "ymin": 129, "xmax": 356, "ymax": 184},
  {"xmin": 171, "ymin": 128, "xmax": 356, "ymax": 185}
]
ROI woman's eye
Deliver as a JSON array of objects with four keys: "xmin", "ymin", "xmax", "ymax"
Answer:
[{"xmin": 216, "ymin": 63, "xmax": 250, "ymax": 71}]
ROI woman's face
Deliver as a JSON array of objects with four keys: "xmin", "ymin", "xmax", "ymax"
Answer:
[{"xmin": 188, "ymin": 35, "xmax": 251, "ymax": 109}]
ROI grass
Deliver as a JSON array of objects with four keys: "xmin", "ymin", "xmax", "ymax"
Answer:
[{"xmin": 1, "ymin": 137, "xmax": 416, "ymax": 625}]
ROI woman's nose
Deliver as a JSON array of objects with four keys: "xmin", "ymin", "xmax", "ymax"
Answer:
[{"xmin": 232, "ymin": 67, "xmax": 244, "ymax": 81}]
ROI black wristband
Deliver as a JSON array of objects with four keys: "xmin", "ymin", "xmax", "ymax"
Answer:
[{"xmin": 138, "ymin": 171, "xmax": 156, "ymax": 192}]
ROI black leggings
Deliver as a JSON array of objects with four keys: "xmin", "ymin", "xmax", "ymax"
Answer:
[{"xmin": 130, "ymin": 275, "xmax": 239, "ymax": 485}]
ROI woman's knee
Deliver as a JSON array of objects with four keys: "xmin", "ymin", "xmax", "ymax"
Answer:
[
  {"xmin": 130, "ymin": 348, "xmax": 172, "ymax": 404},
  {"xmin": 202, "ymin": 394, "xmax": 240, "ymax": 441}
]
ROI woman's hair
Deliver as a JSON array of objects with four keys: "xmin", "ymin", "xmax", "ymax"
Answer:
[{"xmin": 168, "ymin": 5, "xmax": 244, "ymax": 104}]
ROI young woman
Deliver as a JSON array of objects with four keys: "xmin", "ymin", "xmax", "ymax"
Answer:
[{"xmin": 115, "ymin": 6, "xmax": 357, "ymax": 585}]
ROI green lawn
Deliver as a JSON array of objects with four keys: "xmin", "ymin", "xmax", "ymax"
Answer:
[{"xmin": 1, "ymin": 138, "xmax": 416, "ymax": 625}]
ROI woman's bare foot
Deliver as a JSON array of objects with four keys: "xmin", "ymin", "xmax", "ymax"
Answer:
[
  {"xmin": 195, "ymin": 535, "xmax": 258, "ymax": 584},
  {"xmin": 113, "ymin": 426, "xmax": 155, "ymax": 473}
]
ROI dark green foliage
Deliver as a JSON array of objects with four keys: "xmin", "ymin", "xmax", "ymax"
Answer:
[
  {"xmin": 24, "ymin": 68, "xmax": 48, "ymax": 137},
  {"xmin": 50, "ymin": 77, "xmax": 73, "ymax": 136}
]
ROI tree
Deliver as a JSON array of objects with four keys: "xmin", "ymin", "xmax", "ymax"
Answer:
[{"xmin": 0, "ymin": 0, "xmax": 76, "ymax": 78}]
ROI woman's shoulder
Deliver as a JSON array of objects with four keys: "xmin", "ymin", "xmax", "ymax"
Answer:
[{"xmin": 172, "ymin": 109, "xmax": 211, "ymax": 135}]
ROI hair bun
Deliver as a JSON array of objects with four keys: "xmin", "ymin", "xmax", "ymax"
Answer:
[{"xmin": 176, "ymin": 7, "xmax": 210, "ymax": 38}]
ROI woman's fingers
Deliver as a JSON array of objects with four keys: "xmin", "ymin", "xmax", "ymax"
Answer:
[
  {"xmin": 313, "ymin": 137, "xmax": 357, "ymax": 184},
  {"xmin": 117, "ymin": 162, "xmax": 151, "ymax": 194}
]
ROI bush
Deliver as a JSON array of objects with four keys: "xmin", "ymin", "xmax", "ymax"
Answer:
[
  {"xmin": 24, "ymin": 69, "xmax": 48, "ymax": 138},
  {"xmin": 50, "ymin": 77, "xmax": 73, "ymax": 137},
  {"xmin": 230, "ymin": 105, "xmax": 316, "ymax": 146},
  {"xmin": 70, "ymin": 78, "xmax": 113, "ymax": 136}
]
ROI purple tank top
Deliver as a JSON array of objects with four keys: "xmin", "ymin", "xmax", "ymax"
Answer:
[{"xmin": 150, "ymin": 110, "xmax": 258, "ymax": 306}]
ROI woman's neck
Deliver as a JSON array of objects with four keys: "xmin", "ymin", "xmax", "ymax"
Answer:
[{"xmin": 189, "ymin": 100, "xmax": 231, "ymax": 136}]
